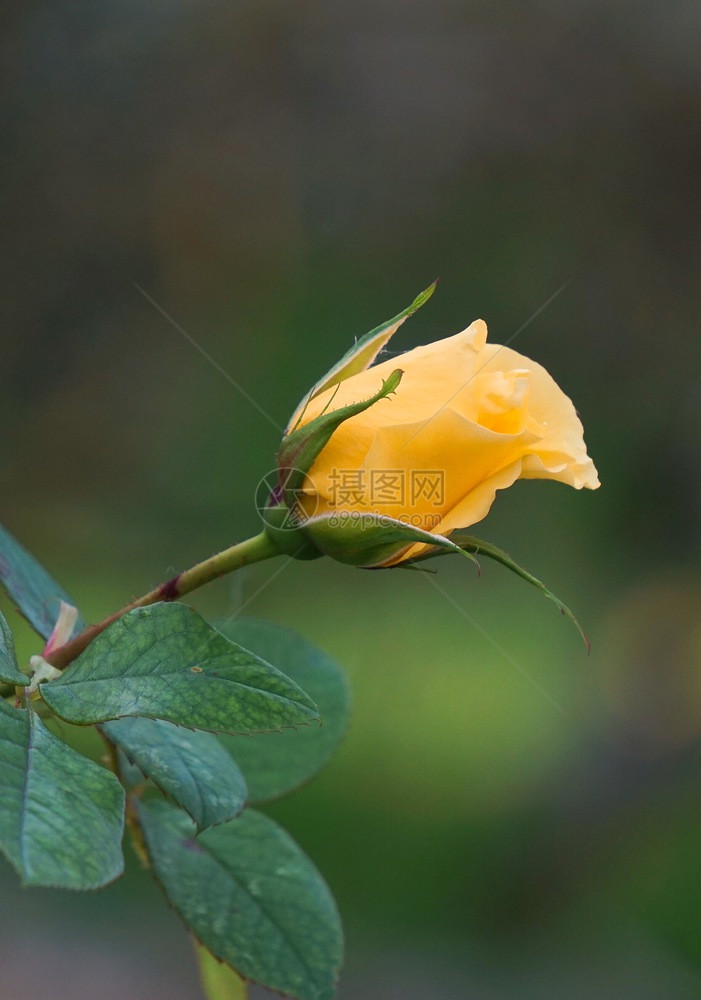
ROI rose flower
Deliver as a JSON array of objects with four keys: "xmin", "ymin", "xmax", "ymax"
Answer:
[
  {"xmin": 264, "ymin": 283, "xmax": 599, "ymax": 650},
  {"xmin": 296, "ymin": 316, "xmax": 598, "ymax": 566}
]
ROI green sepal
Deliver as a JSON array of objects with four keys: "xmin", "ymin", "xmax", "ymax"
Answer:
[
  {"xmin": 0, "ymin": 610, "xmax": 28, "ymax": 686},
  {"xmin": 413, "ymin": 532, "xmax": 589, "ymax": 650},
  {"xmin": 286, "ymin": 281, "xmax": 437, "ymax": 431},
  {"xmin": 277, "ymin": 368, "xmax": 404, "ymax": 504},
  {"xmin": 301, "ymin": 512, "xmax": 480, "ymax": 569},
  {"xmin": 261, "ymin": 505, "xmax": 324, "ymax": 559}
]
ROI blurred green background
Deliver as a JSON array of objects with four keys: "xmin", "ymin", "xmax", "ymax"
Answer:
[{"xmin": 2, "ymin": 1, "xmax": 701, "ymax": 997}]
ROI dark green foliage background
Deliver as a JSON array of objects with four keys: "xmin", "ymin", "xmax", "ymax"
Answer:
[{"xmin": 2, "ymin": 2, "xmax": 700, "ymax": 997}]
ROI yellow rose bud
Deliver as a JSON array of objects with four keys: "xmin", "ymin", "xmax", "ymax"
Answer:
[{"xmin": 287, "ymin": 303, "xmax": 599, "ymax": 568}]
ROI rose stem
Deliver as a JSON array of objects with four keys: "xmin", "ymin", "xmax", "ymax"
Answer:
[{"xmin": 44, "ymin": 531, "xmax": 279, "ymax": 671}]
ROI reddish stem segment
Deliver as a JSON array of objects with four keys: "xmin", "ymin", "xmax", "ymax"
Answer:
[{"xmin": 45, "ymin": 532, "xmax": 279, "ymax": 671}]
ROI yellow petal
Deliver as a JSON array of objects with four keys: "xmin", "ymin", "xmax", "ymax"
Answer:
[
  {"xmin": 477, "ymin": 343, "xmax": 600, "ymax": 489},
  {"xmin": 289, "ymin": 315, "xmax": 599, "ymax": 567},
  {"xmin": 299, "ymin": 321, "xmax": 488, "ymax": 430}
]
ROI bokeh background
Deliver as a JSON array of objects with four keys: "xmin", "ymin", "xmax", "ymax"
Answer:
[{"xmin": 2, "ymin": 1, "xmax": 701, "ymax": 997}]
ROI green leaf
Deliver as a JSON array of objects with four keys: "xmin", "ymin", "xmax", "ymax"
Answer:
[
  {"xmin": 0, "ymin": 521, "xmax": 85, "ymax": 641},
  {"xmin": 103, "ymin": 717, "xmax": 247, "ymax": 831},
  {"xmin": 287, "ymin": 281, "xmax": 437, "ymax": 431},
  {"xmin": 0, "ymin": 609, "xmax": 28, "ymax": 686},
  {"xmin": 139, "ymin": 799, "xmax": 343, "ymax": 1000},
  {"xmin": 302, "ymin": 511, "xmax": 480, "ymax": 569},
  {"xmin": 218, "ymin": 619, "xmax": 350, "ymax": 803},
  {"xmin": 0, "ymin": 698, "xmax": 124, "ymax": 888},
  {"xmin": 195, "ymin": 942, "xmax": 249, "ymax": 1000},
  {"xmin": 41, "ymin": 603, "xmax": 319, "ymax": 734},
  {"xmin": 114, "ymin": 746, "xmax": 145, "ymax": 790},
  {"xmin": 277, "ymin": 369, "xmax": 404, "ymax": 499}
]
